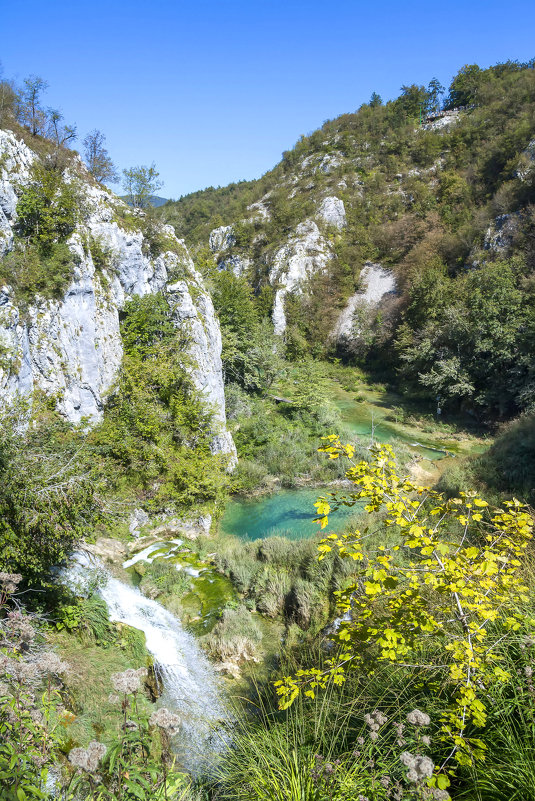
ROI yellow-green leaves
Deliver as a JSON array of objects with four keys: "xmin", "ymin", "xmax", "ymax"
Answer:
[{"xmin": 275, "ymin": 441, "xmax": 534, "ymax": 775}]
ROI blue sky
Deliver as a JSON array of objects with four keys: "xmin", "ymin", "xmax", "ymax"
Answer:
[{"xmin": 2, "ymin": 0, "xmax": 534, "ymax": 197}]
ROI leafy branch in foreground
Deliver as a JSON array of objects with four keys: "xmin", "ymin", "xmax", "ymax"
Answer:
[{"xmin": 275, "ymin": 439, "xmax": 533, "ymax": 787}]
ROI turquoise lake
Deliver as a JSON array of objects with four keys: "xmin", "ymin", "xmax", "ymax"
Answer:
[
  {"xmin": 220, "ymin": 387, "xmax": 466, "ymax": 542},
  {"xmin": 220, "ymin": 487, "xmax": 362, "ymax": 541}
]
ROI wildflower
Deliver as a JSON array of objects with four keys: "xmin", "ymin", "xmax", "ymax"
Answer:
[
  {"xmin": 8, "ymin": 660, "xmax": 39, "ymax": 684},
  {"xmin": 400, "ymin": 751, "xmax": 417, "ymax": 768},
  {"xmin": 123, "ymin": 719, "xmax": 138, "ymax": 730},
  {"xmin": 3, "ymin": 610, "xmax": 35, "ymax": 644},
  {"xmin": 149, "ymin": 707, "xmax": 180, "ymax": 735},
  {"xmin": 402, "ymin": 752, "xmax": 435, "ymax": 782},
  {"xmin": 68, "ymin": 741, "xmax": 107, "ymax": 773},
  {"xmin": 422, "ymin": 735, "xmax": 431, "ymax": 747},
  {"xmin": 357, "ymin": 736, "xmax": 365, "ymax": 745},
  {"xmin": 525, "ymin": 666, "xmax": 533, "ymax": 679},
  {"xmin": 39, "ymin": 652, "xmax": 70, "ymax": 676},
  {"xmin": 406, "ymin": 709, "xmax": 430, "ymax": 726},
  {"xmin": 108, "ymin": 693, "xmax": 120, "ymax": 704},
  {"xmin": 0, "ymin": 572, "xmax": 22, "ymax": 592},
  {"xmin": 369, "ymin": 730, "xmax": 379, "ymax": 742},
  {"xmin": 110, "ymin": 667, "xmax": 147, "ymax": 694}
]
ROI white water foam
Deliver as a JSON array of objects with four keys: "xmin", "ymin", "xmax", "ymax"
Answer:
[{"xmin": 63, "ymin": 551, "xmax": 229, "ymax": 772}]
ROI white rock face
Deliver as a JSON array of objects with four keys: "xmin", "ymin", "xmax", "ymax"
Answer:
[
  {"xmin": 209, "ymin": 225, "xmax": 234, "ymax": 252},
  {"xmin": 0, "ymin": 130, "xmax": 35, "ymax": 256},
  {"xmin": 483, "ymin": 213, "xmax": 519, "ymax": 253},
  {"xmin": 333, "ymin": 262, "xmax": 396, "ymax": 341},
  {"xmin": 421, "ymin": 110, "xmax": 460, "ymax": 132},
  {"xmin": 517, "ymin": 139, "xmax": 535, "ymax": 182},
  {"xmin": 319, "ymin": 153, "xmax": 343, "ymax": 173},
  {"xmin": 0, "ymin": 129, "xmax": 236, "ymax": 464},
  {"xmin": 317, "ymin": 196, "xmax": 346, "ymax": 229},
  {"xmin": 217, "ymin": 254, "xmax": 251, "ymax": 277},
  {"xmin": 269, "ymin": 220, "xmax": 333, "ymax": 335}
]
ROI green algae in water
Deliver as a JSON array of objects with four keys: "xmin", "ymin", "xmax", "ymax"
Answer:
[
  {"xmin": 124, "ymin": 541, "xmax": 237, "ymax": 634},
  {"xmin": 221, "ymin": 487, "xmax": 362, "ymax": 541}
]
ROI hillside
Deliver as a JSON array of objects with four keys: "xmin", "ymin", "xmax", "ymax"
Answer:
[
  {"xmin": 161, "ymin": 60, "xmax": 535, "ymax": 422},
  {"xmin": 2, "ymin": 55, "xmax": 535, "ymax": 801}
]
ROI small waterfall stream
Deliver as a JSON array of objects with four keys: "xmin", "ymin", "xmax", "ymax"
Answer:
[{"xmin": 63, "ymin": 551, "xmax": 229, "ymax": 772}]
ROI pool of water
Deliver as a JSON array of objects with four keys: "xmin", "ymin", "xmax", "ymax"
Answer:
[
  {"xmin": 333, "ymin": 393, "xmax": 449, "ymax": 460},
  {"xmin": 220, "ymin": 487, "xmax": 362, "ymax": 541},
  {"xmin": 221, "ymin": 384, "xmax": 487, "ymax": 542}
]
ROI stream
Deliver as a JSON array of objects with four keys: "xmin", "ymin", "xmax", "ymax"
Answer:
[{"xmin": 63, "ymin": 552, "xmax": 229, "ymax": 773}]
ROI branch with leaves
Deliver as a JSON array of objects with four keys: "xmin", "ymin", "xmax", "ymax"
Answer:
[{"xmin": 275, "ymin": 438, "xmax": 534, "ymax": 787}]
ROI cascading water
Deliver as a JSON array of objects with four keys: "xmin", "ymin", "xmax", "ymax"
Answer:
[{"xmin": 62, "ymin": 551, "xmax": 229, "ymax": 773}]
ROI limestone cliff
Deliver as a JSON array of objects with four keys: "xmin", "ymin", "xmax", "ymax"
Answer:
[{"xmin": 0, "ymin": 129, "xmax": 236, "ymax": 464}]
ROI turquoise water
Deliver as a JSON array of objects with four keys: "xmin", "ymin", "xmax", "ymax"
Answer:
[
  {"xmin": 334, "ymin": 396, "xmax": 448, "ymax": 460},
  {"xmin": 221, "ymin": 389, "xmax": 460, "ymax": 542},
  {"xmin": 221, "ymin": 487, "xmax": 362, "ymax": 541}
]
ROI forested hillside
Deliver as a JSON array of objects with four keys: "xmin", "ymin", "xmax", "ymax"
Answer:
[
  {"xmin": 1, "ymin": 56, "xmax": 535, "ymax": 801},
  {"xmin": 161, "ymin": 60, "xmax": 535, "ymax": 422}
]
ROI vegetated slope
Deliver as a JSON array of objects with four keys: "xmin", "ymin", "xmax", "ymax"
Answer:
[
  {"xmin": 0, "ymin": 105, "xmax": 237, "ymax": 579},
  {"xmin": 161, "ymin": 60, "xmax": 535, "ymax": 423}
]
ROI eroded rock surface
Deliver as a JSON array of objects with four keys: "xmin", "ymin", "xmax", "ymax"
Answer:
[
  {"xmin": 269, "ymin": 220, "xmax": 333, "ymax": 335},
  {"xmin": 0, "ymin": 129, "xmax": 236, "ymax": 463}
]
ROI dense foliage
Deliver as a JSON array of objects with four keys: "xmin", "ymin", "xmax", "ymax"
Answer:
[{"xmin": 164, "ymin": 60, "xmax": 535, "ymax": 422}]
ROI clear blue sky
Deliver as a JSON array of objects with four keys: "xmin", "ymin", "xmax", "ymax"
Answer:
[{"xmin": 2, "ymin": 0, "xmax": 534, "ymax": 198}]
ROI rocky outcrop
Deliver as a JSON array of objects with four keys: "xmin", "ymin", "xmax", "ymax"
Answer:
[
  {"xmin": 269, "ymin": 220, "xmax": 333, "ymax": 335},
  {"xmin": 209, "ymin": 225, "xmax": 234, "ymax": 252},
  {"xmin": 333, "ymin": 262, "xmax": 396, "ymax": 342},
  {"xmin": 483, "ymin": 213, "xmax": 520, "ymax": 254},
  {"xmin": 317, "ymin": 196, "xmax": 346, "ymax": 229},
  {"xmin": 517, "ymin": 139, "xmax": 535, "ymax": 183},
  {"xmin": 216, "ymin": 254, "xmax": 252, "ymax": 277},
  {"xmin": 0, "ymin": 129, "xmax": 236, "ymax": 464}
]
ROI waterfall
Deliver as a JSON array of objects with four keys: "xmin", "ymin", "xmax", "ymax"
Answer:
[{"xmin": 63, "ymin": 551, "xmax": 229, "ymax": 773}]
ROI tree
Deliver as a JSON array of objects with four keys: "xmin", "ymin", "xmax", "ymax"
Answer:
[
  {"xmin": 276, "ymin": 440, "xmax": 533, "ymax": 783},
  {"xmin": 369, "ymin": 91, "xmax": 383, "ymax": 107},
  {"xmin": 19, "ymin": 75, "xmax": 48, "ymax": 136},
  {"xmin": 445, "ymin": 64, "xmax": 482, "ymax": 108},
  {"xmin": 83, "ymin": 129, "xmax": 118, "ymax": 184},
  {"xmin": 122, "ymin": 163, "xmax": 163, "ymax": 208},
  {"xmin": 427, "ymin": 77, "xmax": 445, "ymax": 112},
  {"xmin": 47, "ymin": 109, "xmax": 77, "ymax": 147},
  {"xmin": 397, "ymin": 84, "xmax": 431, "ymax": 119}
]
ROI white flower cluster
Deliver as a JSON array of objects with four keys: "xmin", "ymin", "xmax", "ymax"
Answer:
[
  {"xmin": 422, "ymin": 788, "xmax": 451, "ymax": 800},
  {"xmin": 364, "ymin": 709, "xmax": 387, "ymax": 741},
  {"xmin": 38, "ymin": 651, "xmax": 70, "ymax": 676},
  {"xmin": 0, "ymin": 572, "xmax": 22, "ymax": 594},
  {"xmin": 68, "ymin": 740, "xmax": 107, "ymax": 774},
  {"xmin": 400, "ymin": 751, "xmax": 435, "ymax": 783},
  {"xmin": 406, "ymin": 708, "xmax": 431, "ymax": 727},
  {"xmin": 1, "ymin": 610, "xmax": 35, "ymax": 645},
  {"xmin": 110, "ymin": 667, "xmax": 147, "ymax": 694},
  {"xmin": 149, "ymin": 706, "xmax": 181, "ymax": 735}
]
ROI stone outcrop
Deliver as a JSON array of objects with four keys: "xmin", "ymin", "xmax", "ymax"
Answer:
[
  {"xmin": 269, "ymin": 220, "xmax": 333, "ymax": 335},
  {"xmin": 209, "ymin": 224, "xmax": 234, "ymax": 252},
  {"xmin": 316, "ymin": 196, "xmax": 346, "ymax": 229},
  {"xmin": 333, "ymin": 262, "xmax": 396, "ymax": 342},
  {"xmin": 0, "ymin": 129, "xmax": 236, "ymax": 464},
  {"xmin": 483, "ymin": 213, "xmax": 520, "ymax": 254}
]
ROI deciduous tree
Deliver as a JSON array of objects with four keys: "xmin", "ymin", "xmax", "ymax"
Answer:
[
  {"xmin": 83, "ymin": 129, "xmax": 118, "ymax": 184},
  {"xmin": 122, "ymin": 163, "xmax": 163, "ymax": 208}
]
